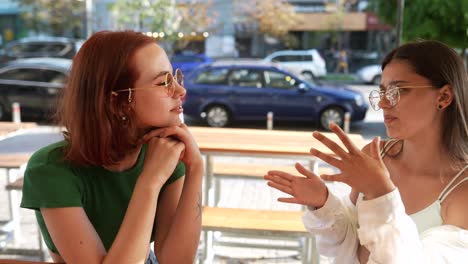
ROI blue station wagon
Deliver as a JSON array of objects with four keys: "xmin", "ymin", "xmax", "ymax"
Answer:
[{"xmin": 183, "ymin": 63, "xmax": 368, "ymax": 129}]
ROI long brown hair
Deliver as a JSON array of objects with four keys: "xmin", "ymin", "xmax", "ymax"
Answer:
[
  {"xmin": 382, "ymin": 40, "xmax": 468, "ymax": 162},
  {"xmin": 56, "ymin": 31, "xmax": 156, "ymax": 166}
]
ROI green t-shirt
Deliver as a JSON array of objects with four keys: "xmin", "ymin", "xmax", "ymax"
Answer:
[{"xmin": 20, "ymin": 140, "xmax": 185, "ymax": 254}]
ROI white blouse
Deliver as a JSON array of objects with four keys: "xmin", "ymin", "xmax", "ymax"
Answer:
[{"xmin": 302, "ymin": 188, "xmax": 468, "ymax": 263}]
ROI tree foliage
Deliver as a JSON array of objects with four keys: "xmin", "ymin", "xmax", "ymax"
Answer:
[
  {"xmin": 109, "ymin": 0, "xmax": 217, "ymax": 39},
  {"xmin": 15, "ymin": 0, "xmax": 85, "ymax": 37},
  {"xmin": 109, "ymin": 0, "xmax": 179, "ymax": 34},
  {"xmin": 234, "ymin": 0, "xmax": 302, "ymax": 39},
  {"xmin": 371, "ymin": 0, "xmax": 468, "ymax": 49}
]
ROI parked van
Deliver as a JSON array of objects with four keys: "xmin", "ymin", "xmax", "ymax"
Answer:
[{"xmin": 263, "ymin": 49, "xmax": 327, "ymax": 79}]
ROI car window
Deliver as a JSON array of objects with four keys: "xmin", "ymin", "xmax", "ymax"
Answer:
[
  {"xmin": 10, "ymin": 43, "xmax": 48, "ymax": 54},
  {"xmin": 194, "ymin": 68, "xmax": 229, "ymax": 85},
  {"xmin": 272, "ymin": 55, "xmax": 303, "ymax": 62},
  {"xmin": 0, "ymin": 68, "xmax": 44, "ymax": 82},
  {"xmin": 42, "ymin": 69, "xmax": 67, "ymax": 84},
  {"xmin": 44, "ymin": 43, "xmax": 67, "ymax": 53},
  {"xmin": 264, "ymin": 70, "xmax": 297, "ymax": 90},
  {"xmin": 227, "ymin": 69, "xmax": 262, "ymax": 88},
  {"xmin": 172, "ymin": 55, "xmax": 205, "ymax": 63},
  {"xmin": 304, "ymin": 54, "xmax": 313, "ymax": 62}
]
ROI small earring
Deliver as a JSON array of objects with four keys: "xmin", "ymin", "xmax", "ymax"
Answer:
[
  {"xmin": 127, "ymin": 88, "xmax": 133, "ymax": 103},
  {"xmin": 121, "ymin": 116, "xmax": 127, "ymax": 121},
  {"xmin": 437, "ymin": 105, "xmax": 443, "ymax": 110}
]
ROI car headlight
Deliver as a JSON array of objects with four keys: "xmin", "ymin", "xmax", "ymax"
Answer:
[{"xmin": 354, "ymin": 94, "xmax": 364, "ymax": 106}]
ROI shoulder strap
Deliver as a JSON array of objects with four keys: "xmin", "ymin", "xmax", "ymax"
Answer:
[
  {"xmin": 439, "ymin": 164, "xmax": 468, "ymax": 203},
  {"xmin": 380, "ymin": 139, "xmax": 400, "ymax": 158}
]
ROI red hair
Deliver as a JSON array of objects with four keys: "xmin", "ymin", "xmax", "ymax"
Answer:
[{"xmin": 56, "ymin": 31, "xmax": 156, "ymax": 166}]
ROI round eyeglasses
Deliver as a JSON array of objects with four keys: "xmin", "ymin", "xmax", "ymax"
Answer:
[
  {"xmin": 113, "ymin": 68, "xmax": 184, "ymax": 101},
  {"xmin": 368, "ymin": 84, "xmax": 433, "ymax": 111}
]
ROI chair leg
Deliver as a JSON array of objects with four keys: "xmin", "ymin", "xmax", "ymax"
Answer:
[{"xmin": 214, "ymin": 178, "xmax": 220, "ymax": 206}]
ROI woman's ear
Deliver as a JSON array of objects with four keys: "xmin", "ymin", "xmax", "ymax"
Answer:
[{"xmin": 437, "ymin": 84, "xmax": 454, "ymax": 109}]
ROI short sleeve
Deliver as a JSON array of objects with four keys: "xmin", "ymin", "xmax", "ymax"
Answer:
[
  {"xmin": 163, "ymin": 161, "xmax": 185, "ymax": 186},
  {"xmin": 21, "ymin": 161, "xmax": 84, "ymax": 210}
]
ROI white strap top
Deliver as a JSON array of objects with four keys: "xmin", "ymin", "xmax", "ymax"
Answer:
[{"xmin": 380, "ymin": 140, "xmax": 468, "ymax": 234}]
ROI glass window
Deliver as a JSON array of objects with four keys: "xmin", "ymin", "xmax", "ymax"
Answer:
[
  {"xmin": 264, "ymin": 70, "xmax": 297, "ymax": 89},
  {"xmin": 303, "ymin": 55, "xmax": 313, "ymax": 62},
  {"xmin": 227, "ymin": 69, "xmax": 262, "ymax": 87},
  {"xmin": 194, "ymin": 68, "xmax": 229, "ymax": 85},
  {"xmin": 44, "ymin": 43, "xmax": 68, "ymax": 53},
  {"xmin": 0, "ymin": 68, "xmax": 44, "ymax": 82},
  {"xmin": 272, "ymin": 55, "xmax": 304, "ymax": 62},
  {"xmin": 172, "ymin": 55, "xmax": 204, "ymax": 63},
  {"xmin": 42, "ymin": 69, "xmax": 67, "ymax": 84},
  {"xmin": 10, "ymin": 43, "xmax": 47, "ymax": 54}
]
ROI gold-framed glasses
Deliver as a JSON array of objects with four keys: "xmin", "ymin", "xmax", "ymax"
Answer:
[
  {"xmin": 114, "ymin": 68, "xmax": 184, "ymax": 100},
  {"xmin": 368, "ymin": 84, "xmax": 433, "ymax": 111}
]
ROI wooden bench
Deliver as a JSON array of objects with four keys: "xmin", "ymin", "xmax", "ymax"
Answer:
[{"xmin": 201, "ymin": 206, "xmax": 317, "ymax": 264}]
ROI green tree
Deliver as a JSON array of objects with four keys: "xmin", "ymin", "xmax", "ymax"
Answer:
[
  {"xmin": 109, "ymin": 0, "xmax": 218, "ymax": 51},
  {"xmin": 371, "ymin": 0, "xmax": 468, "ymax": 54},
  {"xmin": 15, "ymin": 0, "xmax": 85, "ymax": 38},
  {"xmin": 109, "ymin": 0, "xmax": 179, "ymax": 34},
  {"xmin": 234, "ymin": 0, "xmax": 302, "ymax": 48}
]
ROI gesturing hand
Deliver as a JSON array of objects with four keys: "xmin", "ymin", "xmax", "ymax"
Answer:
[
  {"xmin": 311, "ymin": 123, "xmax": 395, "ymax": 200},
  {"xmin": 264, "ymin": 163, "xmax": 328, "ymax": 208}
]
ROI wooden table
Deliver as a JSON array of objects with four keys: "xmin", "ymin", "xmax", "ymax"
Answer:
[
  {"xmin": 0, "ymin": 122, "xmax": 37, "ymax": 138},
  {"xmin": 189, "ymin": 126, "xmax": 367, "ymax": 206},
  {"xmin": 190, "ymin": 126, "xmax": 365, "ymax": 158},
  {"xmin": 188, "ymin": 126, "xmax": 367, "ymax": 264}
]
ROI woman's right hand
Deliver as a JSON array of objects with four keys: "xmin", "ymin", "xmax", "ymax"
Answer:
[
  {"xmin": 141, "ymin": 135, "xmax": 185, "ymax": 187},
  {"xmin": 264, "ymin": 163, "xmax": 328, "ymax": 208}
]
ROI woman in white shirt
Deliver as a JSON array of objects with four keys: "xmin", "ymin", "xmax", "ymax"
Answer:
[{"xmin": 264, "ymin": 40, "xmax": 468, "ymax": 263}]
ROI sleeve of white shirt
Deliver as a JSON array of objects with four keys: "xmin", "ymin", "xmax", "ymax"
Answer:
[
  {"xmin": 357, "ymin": 188, "xmax": 468, "ymax": 264},
  {"xmin": 302, "ymin": 189, "xmax": 360, "ymax": 264}
]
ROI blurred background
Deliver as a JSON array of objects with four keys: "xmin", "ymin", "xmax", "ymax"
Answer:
[{"xmin": 0, "ymin": 1, "xmax": 467, "ymax": 263}]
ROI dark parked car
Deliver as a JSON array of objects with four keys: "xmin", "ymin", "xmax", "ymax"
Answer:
[
  {"xmin": 183, "ymin": 63, "xmax": 368, "ymax": 129},
  {"xmin": 0, "ymin": 57, "xmax": 71, "ymax": 121},
  {"xmin": 0, "ymin": 36, "xmax": 84, "ymax": 64},
  {"xmin": 171, "ymin": 54, "xmax": 213, "ymax": 75}
]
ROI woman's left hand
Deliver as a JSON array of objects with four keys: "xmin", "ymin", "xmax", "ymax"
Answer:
[
  {"xmin": 142, "ymin": 124, "xmax": 203, "ymax": 168},
  {"xmin": 311, "ymin": 123, "xmax": 395, "ymax": 199}
]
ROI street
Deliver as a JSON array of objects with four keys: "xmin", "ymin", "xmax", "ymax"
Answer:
[{"xmin": 185, "ymin": 84, "xmax": 386, "ymax": 140}]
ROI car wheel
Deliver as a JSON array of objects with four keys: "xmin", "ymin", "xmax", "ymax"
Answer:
[
  {"xmin": 302, "ymin": 71, "xmax": 314, "ymax": 80},
  {"xmin": 320, "ymin": 107, "xmax": 344, "ymax": 130},
  {"xmin": 372, "ymin": 75, "xmax": 381, "ymax": 85},
  {"xmin": 205, "ymin": 105, "xmax": 230, "ymax": 127}
]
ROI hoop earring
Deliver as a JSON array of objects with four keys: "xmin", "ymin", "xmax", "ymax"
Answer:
[
  {"xmin": 127, "ymin": 88, "xmax": 133, "ymax": 103},
  {"xmin": 437, "ymin": 105, "xmax": 443, "ymax": 110}
]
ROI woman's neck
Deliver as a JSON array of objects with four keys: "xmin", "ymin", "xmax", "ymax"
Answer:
[{"xmin": 400, "ymin": 130, "xmax": 451, "ymax": 177}]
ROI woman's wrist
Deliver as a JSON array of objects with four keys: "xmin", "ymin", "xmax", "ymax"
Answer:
[
  {"xmin": 185, "ymin": 160, "xmax": 204, "ymax": 177},
  {"xmin": 363, "ymin": 180, "xmax": 395, "ymax": 200}
]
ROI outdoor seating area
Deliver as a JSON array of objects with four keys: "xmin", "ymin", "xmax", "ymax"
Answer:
[{"xmin": 0, "ymin": 123, "xmax": 368, "ymax": 263}]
